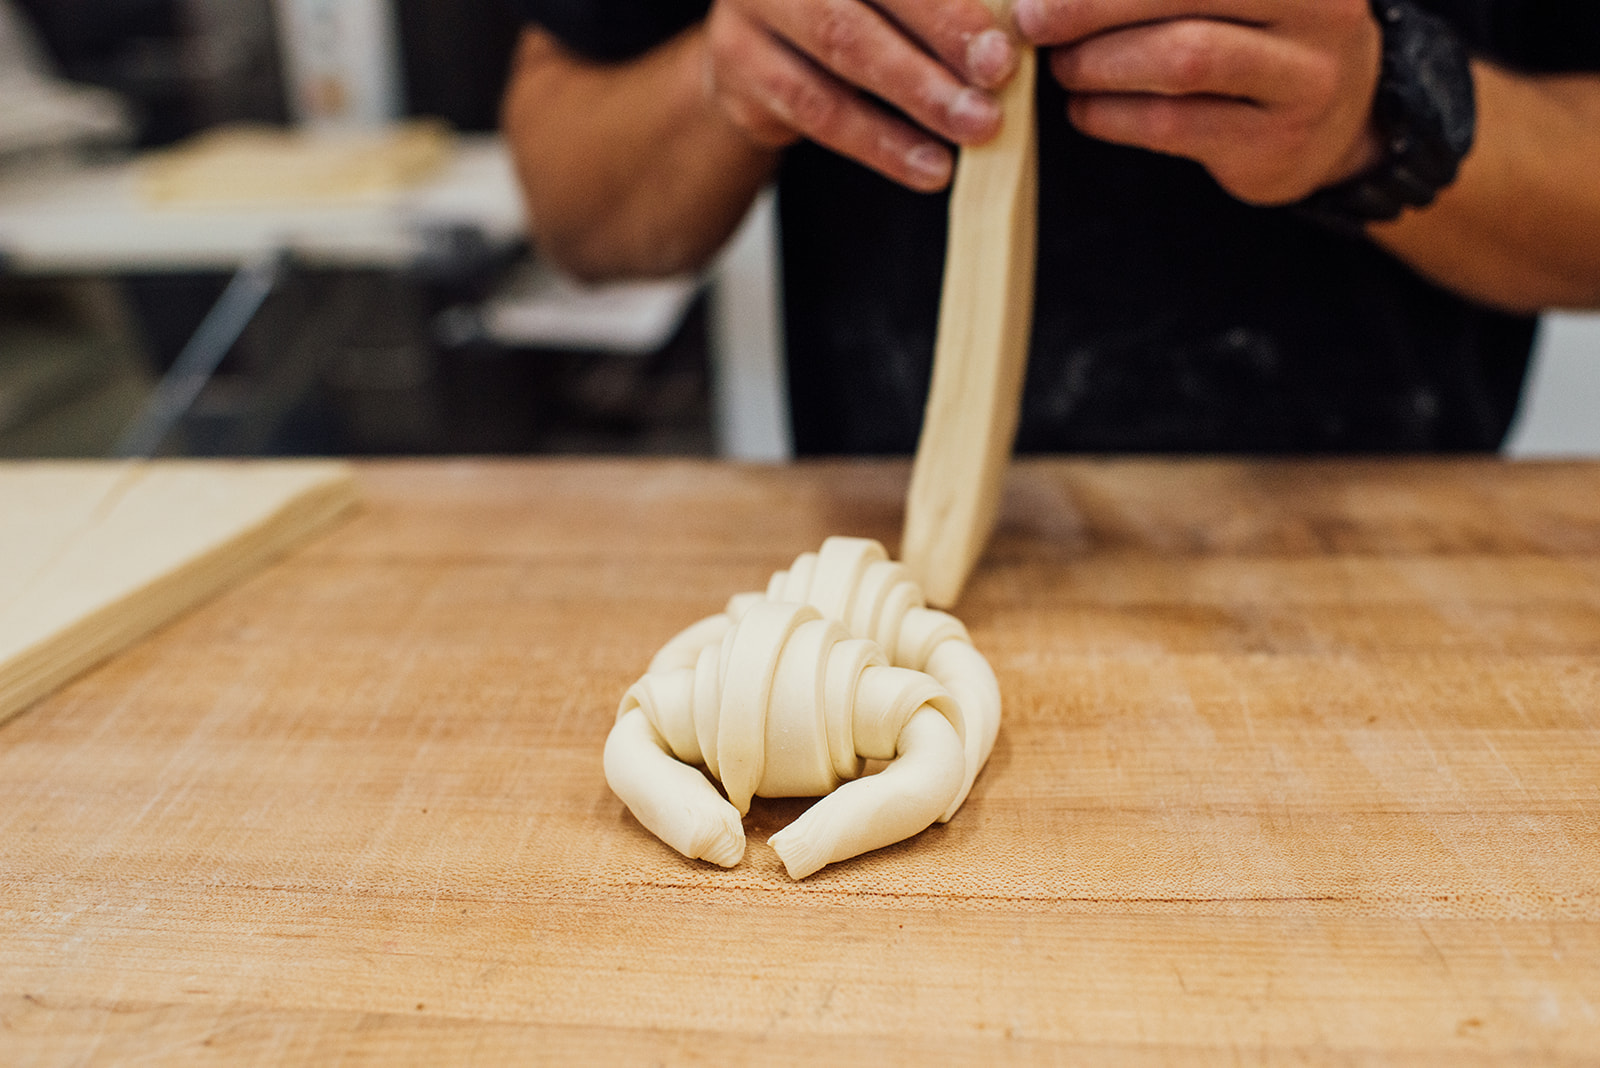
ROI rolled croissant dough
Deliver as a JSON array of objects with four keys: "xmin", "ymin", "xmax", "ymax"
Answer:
[
  {"xmin": 0, "ymin": 460, "xmax": 357, "ymax": 725},
  {"xmin": 606, "ymin": 537, "xmax": 1001, "ymax": 880}
]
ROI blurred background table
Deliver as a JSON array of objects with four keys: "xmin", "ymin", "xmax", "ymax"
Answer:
[
  {"xmin": 3, "ymin": 457, "xmax": 1597, "ymax": 1063},
  {"xmin": 0, "ymin": 134, "xmax": 536, "ymax": 458},
  {"xmin": 0, "ymin": 134, "xmax": 525, "ymax": 274},
  {"xmin": 0, "ymin": 136, "xmax": 787, "ymax": 461}
]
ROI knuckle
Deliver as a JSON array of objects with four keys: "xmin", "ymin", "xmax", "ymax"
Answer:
[
  {"xmin": 911, "ymin": 71, "xmax": 955, "ymax": 124},
  {"xmin": 813, "ymin": 0, "xmax": 868, "ymax": 72},
  {"xmin": 704, "ymin": 24, "xmax": 736, "ymax": 77},
  {"xmin": 771, "ymin": 71, "xmax": 842, "ymax": 134},
  {"xmin": 720, "ymin": 94, "xmax": 776, "ymax": 141},
  {"xmin": 872, "ymin": 0, "xmax": 985, "ymax": 68},
  {"xmin": 704, "ymin": 5, "xmax": 735, "ymax": 52},
  {"xmin": 929, "ymin": 0, "xmax": 993, "ymax": 49},
  {"xmin": 1050, "ymin": 0, "xmax": 1097, "ymax": 40},
  {"xmin": 705, "ymin": 9, "xmax": 760, "ymax": 88},
  {"xmin": 1161, "ymin": 25, "xmax": 1215, "ymax": 93}
]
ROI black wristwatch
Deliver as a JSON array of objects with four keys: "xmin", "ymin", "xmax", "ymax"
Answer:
[{"xmin": 1295, "ymin": 0, "xmax": 1476, "ymax": 231}]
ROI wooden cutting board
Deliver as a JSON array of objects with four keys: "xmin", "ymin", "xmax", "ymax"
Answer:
[
  {"xmin": 4, "ymin": 458, "xmax": 1598, "ymax": 1063},
  {"xmin": 0, "ymin": 459, "xmax": 356, "ymax": 725}
]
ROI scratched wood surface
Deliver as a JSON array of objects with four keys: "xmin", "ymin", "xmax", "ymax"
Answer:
[{"xmin": 3, "ymin": 458, "xmax": 1598, "ymax": 1065}]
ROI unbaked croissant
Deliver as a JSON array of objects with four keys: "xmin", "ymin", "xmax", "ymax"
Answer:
[{"xmin": 604, "ymin": 537, "xmax": 1001, "ymax": 879}]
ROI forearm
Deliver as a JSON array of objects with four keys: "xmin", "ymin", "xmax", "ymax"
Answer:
[
  {"xmin": 501, "ymin": 27, "xmax": 778, "ymax": 280},
  {"xmin": 1371, "ymin": 63, "xmax": 1600, "ymax": 314}
]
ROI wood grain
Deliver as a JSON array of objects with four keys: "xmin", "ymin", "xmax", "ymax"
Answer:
[
  {"xmin": 3, "ymin": 458, "xmax": 1598, "ymax": 1065},
  {"xmin": 0, "ymin": 460, "xmax": 357, "ymax": 727}
]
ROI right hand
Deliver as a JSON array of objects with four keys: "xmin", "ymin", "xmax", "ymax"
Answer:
[{"xmin": 702, "ymin": 0, "xmax": 1020, "ymax": 191}]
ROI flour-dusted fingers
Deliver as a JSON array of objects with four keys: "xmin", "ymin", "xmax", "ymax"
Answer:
[
  {"xmin": 1047, "ymin": 18, "xmax": 1305, "ymax": 103},
  {"xmin": 705, "ymin": 7, "xmax": 958, "ymax": 189},
  {"xmin": 704, "ymin": 0, "xmax": 1015, "ymax": 191},
  {"xmin": 752, "ymin": 0, "xmax": 1004, "ymax": 145},
  {"xmin": 874, "ymin": 0, "xmax": 1022, "ymax": 89},
  {"xmin": 702, "ymin": 8, "xmax": 810, "ymax": 147},
  {"xmin": 1018, "ymin": 0, "xmax": 1382, "ymax": 203}
]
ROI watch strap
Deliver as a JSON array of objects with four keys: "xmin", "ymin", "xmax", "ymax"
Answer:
[{"xmin": 1295, "ymin": 0, "xmax": 1476, "ymax": 231}]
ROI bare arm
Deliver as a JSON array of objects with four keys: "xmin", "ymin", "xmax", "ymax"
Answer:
[
  {"xmin": 1018, "ymin": 0, "xmax": 1600, "ymax": 315},
  {"xmin": 500, "ymin": 26, "xmax": 776, "ymax": 280},
  {"xmin": 502, "ymin": 0, "xmax": 1012, "ymax": 281},
  {"xmin": 1372, "ymin": 64, "xmax": 1600, "ymax": 314}
]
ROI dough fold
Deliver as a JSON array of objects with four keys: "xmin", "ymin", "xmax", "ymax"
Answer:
[{"xmin": 605, "ymin": 537, "xmax": 1001, "ymax": 878}]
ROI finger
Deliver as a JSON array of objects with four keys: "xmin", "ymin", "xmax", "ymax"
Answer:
[
  {"xmin": 873, "ymin": 0, "xmax": 1020, "ymax": 88},
  {"xmin": 754, "ymin": 0, "xmax": 1003, "ymax": 145},
  {"xmin": 720, "ymin": 22, "xmax": 957, "ymax": 190},
  {"xmin": 1049, "ymin": 18, "xmax": 1314, "ymax": 105},
  {"xmin": 1066, "ymin": 92, "xmax": 1309, "ymax": 202},
  {"xmin": 706, "ymin": 7, "xmax": 808, "ymax": 145},
  {"xmin": 1068, "ymin": 89, "xmax": 1257, "ymax": 152},
  {"xmin": 1015, "ymin": 0, "xmax": 1277, "ymax": 46}
]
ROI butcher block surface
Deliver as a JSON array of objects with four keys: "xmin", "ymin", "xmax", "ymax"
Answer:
[
  {"xmin": 0, "ymin": 460, "xmax": 357, "ymax": 728},
  {"xmin": 3, "ymin": 458, "xmax": 1598, "ymax": 1065}
]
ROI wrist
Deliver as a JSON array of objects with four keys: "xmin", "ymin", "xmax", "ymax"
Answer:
[{"xmin": 1296, "ymin": 0, "xmax": 1476, "ymax": 231}]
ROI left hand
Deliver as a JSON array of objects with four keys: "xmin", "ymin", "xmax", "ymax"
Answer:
[{"xmin": 1014, "ymin": 0, "xmax": 1385, "ymax": 204}]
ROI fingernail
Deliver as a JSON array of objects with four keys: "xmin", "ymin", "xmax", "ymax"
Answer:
[
  {"xmin": 906, "ymin": 142, "xmax": 953, "ymax": 187},
  {"xmin": 948, "ymin": 87, "xmax": 1001, "ymax": 140},
  {"xmin": 965, "ymin": 28, "xmax": 1015, "ymax": 88},
  {"xmin": 1013, "ymin": 0, "xmax": 1044, "ymax": 40}
]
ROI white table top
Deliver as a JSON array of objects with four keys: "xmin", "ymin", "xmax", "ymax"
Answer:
[{"xmin": 0, "ymin": 135, "xmax": 526, "ymax": 274}]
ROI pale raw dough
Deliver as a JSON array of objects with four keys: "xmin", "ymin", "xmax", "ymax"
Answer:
[
  {"xmin": 902, "ymin": 0, "xmax": 1038, "ymax": 608},
  {"xmin": 604, "ymin": 537, "xmax": 1001, "ymax": 879},
  {"xmin": 0, "ymin": 460, "xmax": 357, "ymax": 725}
]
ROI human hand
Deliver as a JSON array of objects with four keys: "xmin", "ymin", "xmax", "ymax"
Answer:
[
  {"xmin": 702, "ymin": 0, "xmax": 1021, "ymax": 191},
  {"xmin": 1014, "ymin": 0, "xmax": 1384, "ymax": 203}
]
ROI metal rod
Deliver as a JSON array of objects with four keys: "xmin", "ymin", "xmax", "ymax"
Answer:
[{"xmin": 113, "ymin": 250, "xmax": 287, "ymax": 458}]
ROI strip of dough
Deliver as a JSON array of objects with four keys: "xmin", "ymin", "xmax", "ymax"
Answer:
[
  {"xmin": 0, "ymin": 460, "xmax": 357, "ymax": 725},
  {"xmin": 902, "ymin": 4, "xmax": 1037, "ymax": 609}
]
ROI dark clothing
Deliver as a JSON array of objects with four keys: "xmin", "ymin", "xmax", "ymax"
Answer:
[
  {"xmin": 512, "ymin": 0, "xmax": 705, "ymax": 62},
  {"xmin": 516, "ymin": 0, "xmax": 1600, "ymax": 453}
]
